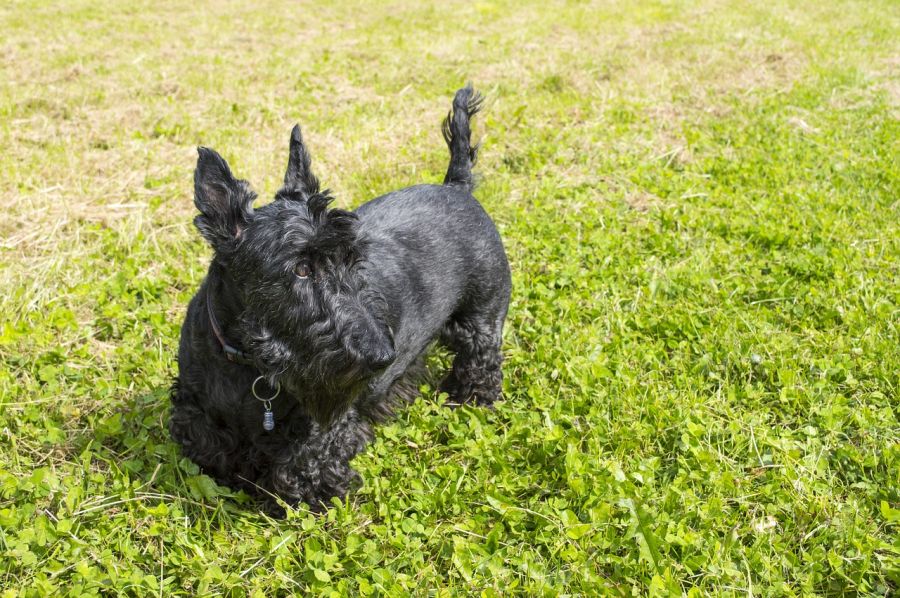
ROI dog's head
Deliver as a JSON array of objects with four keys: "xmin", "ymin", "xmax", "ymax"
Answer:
[{"xmin": 193, "ymin": 126, "xmax": 395, "ymax": 424}]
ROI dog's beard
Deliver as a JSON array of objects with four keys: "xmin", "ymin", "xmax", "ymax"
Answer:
[
  {"xmin": 280, "ymin": 370, "xmax": 370, "ymax": 427},
  {"xmin": 249, "ymin": 335, "xmax": 374, "ymax": 427}
]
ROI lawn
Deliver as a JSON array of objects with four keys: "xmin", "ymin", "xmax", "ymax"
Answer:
[{"xmin": 1, "ymin": 0, "xmax": 898, "ymax": 595}]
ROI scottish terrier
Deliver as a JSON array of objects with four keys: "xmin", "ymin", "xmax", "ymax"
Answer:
[{"xmin": 169, "ymin": 86, "xmax": 511, "ymax": 510}]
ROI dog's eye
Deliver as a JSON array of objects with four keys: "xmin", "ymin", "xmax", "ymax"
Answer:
[{"xmin": 294, "ymin": 261, "xmax": 313, "ymax": 279}]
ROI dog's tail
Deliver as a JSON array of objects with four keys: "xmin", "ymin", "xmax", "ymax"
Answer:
[{"xmin": 442, "ymin": 84, "xmax": 483, "ymax": 189}]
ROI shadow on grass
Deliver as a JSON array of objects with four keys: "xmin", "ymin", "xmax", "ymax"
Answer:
[{"xmin": 81, "ymin": 355, "xmax": 451, "ymax": 520}]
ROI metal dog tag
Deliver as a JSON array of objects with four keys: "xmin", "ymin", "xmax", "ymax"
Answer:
[{"xmin": 252, "ymin": 376, "xmax": 281, "ymax": 432}]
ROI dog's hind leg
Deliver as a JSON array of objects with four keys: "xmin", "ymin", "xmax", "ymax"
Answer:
[{"xmin": 439, "ymin": 308, "xmax": 505, "ymax": 407}]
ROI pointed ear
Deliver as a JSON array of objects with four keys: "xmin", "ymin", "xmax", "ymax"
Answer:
[
  {"xmin": 193, "ymin": 147, "xmax": 256, "ymax": 251},
  {"xmin": 280, "ymin": 124, "xmax": 320, "ymax": 199}
]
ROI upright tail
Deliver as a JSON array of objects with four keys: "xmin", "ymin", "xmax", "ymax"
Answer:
[{"xmin": 442, "ymin": 84, "xmax": 484, "ymax": 189}]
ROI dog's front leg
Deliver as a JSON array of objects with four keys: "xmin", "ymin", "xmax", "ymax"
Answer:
[
  {"xmin": 169, "ymin": 383, "xmax": 253, "ymax": 489},
  {"xmin": 265, "ymin": 407, "xmax": 372, "ymax": 511}
]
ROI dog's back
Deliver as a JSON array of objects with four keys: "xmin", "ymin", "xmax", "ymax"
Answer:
[{"xmin": 355, "ymin": 183, "xmax": 506, "ymax": 300}]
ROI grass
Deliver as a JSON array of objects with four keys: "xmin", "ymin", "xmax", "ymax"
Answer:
[{"xmin": 1, "ymin": 0, "xmax": 898, "ymax": 594}]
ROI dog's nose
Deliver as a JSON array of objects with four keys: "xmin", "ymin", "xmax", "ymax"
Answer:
[
  {"xmin": 344, "ymin": 316, "xmax": 395, "ymax": 373},
  {"xmin": 368, "ymin": 348, "xmax": 396, "ymax": 370}
]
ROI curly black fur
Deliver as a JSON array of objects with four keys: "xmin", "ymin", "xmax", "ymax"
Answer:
[{"xmin": 170, "ymin": 86, "xmax": 511, "ymax": 511}]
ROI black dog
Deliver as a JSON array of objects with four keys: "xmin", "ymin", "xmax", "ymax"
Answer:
[{"xmin": 169, "ymin": 86, "xmax": 511, "ymax": 510}]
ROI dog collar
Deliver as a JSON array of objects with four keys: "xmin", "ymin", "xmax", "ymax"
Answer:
[{"xmin": 206, "ymin": 293, "xmax": 256, "ymax": 366}]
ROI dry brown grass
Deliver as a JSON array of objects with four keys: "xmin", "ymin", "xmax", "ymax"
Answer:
[{"xmin": 1, "ymin": 0, "xmax": 897, "ymax": 312}]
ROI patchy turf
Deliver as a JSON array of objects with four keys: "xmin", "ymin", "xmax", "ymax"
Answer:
[{"xmin": 1, "ymin": 0, "xmax": 898, "ymax": 595}]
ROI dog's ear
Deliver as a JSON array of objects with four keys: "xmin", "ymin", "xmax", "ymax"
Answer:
[
  {"xmin": 280, "ymin": 124, "xmax": 320, "ymax": 200},
  {"xmin": 193, "ymin": 147, "xmax": 256, "ymax": 251}
]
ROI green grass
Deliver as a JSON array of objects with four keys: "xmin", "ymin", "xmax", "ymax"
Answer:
[{"xmin": 1, "ymin": 0, "xmax": 898, "ymax": 595}]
